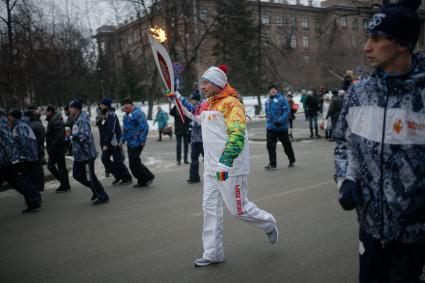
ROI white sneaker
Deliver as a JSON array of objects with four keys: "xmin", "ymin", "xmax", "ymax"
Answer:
[
  {"xmin": 266, "ymin": 225, "xmax": 279, "ymax": 244},
  {"xmin": 193, "ymin": 257, "xmax": 224, "ymax": 267}
]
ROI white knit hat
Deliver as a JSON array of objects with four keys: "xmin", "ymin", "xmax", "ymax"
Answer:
[{"xmin": 201, "ymin": 66, "xmax": 228, "ymax": 89}]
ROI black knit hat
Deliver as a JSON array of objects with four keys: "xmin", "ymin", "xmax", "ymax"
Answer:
[
  {"xmin": 46, "ymin": 105, "xmax": 56, "ymax": 113},
  {"xmin": 9, "ymin": 109, "xmax": 22, "ymax": 120},
  {"xmin": 268, "ymin": 84, "xmax": 279, "ymax": 91},
  {"xmin": 367, "ymin": 0, "xmax": 421, "ymax": 49},
  {"xmin": 121, "ymin": 97, "xmax": 133, "ymax": 105},
  {"xmin": 69, "ymin": 100, "xmax": 82, "ymax": 110}
]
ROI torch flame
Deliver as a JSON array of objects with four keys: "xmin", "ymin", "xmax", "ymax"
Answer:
[{"xmin": 150, "ymin": 26, "xmax": 167, "ymax": 43}]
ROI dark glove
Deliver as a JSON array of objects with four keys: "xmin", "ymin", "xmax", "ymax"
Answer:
[
  {"xmin": 399, "ymin": 193, "xmax": 425, "ymax": 226},
  {"xmin": 274, "ymin": 121, "xmax": 282, "ymax": 127},
  {"xmin": 72, "ymin": 135, "xmax": 80, "ymax": 142},
  {"xmin": 338, "ymin": 179, "xmax": 360, "ymax": 211}
]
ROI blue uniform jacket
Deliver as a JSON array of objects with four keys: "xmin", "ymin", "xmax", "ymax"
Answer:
[
  {"xmin": 334, "ymin": 53, "xmax": 425, "ymax": 243},
  {"xmin": 121, "ymin": 107, "xmax": 149, "ymax": 148},
  {"xmin": 12, "ymin": 117, "xmax": 39, "ymax": 162},
  {"xmin": 71, "ymin": 111, "xmax": 97, "ymax": 161},
  {"xmin": 0, "ymin": 117, "xmax": 19, "ymax": 165},
  {"xmin": 265, "ymin": 93, "xmax": 290, "ymax": 131}
]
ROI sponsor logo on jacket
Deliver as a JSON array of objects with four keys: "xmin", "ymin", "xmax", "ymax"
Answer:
[
  {"xmin": 407, "ymin": 120, "xmax": 425, "ymax": 135},
  {"xmin": 393, "ymin": 119, "xmax": 403, "ymax": 134}
]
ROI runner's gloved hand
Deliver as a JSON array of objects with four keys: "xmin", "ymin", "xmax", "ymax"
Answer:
[
  {"xmin": 338, "ymin": 179, "xmax": 360, "ymax": 211},
  {"xmin": 274, "ymin": 121, "xmax": 282, "ymax": 127},
  {"xmin": 216, "ymin": 162, "xmax": 230, "ymax": 182},
  {"xmin": 165, "ymin": 90, "xmax": 181, "ymax": 100}
]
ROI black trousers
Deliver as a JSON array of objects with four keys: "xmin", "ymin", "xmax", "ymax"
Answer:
[
  {"xmin": 20, "ymin": 160, "xmax": 44, "ymax": 192},
  {"xmin": 266, "ymin": 130, "xmax": 296, "ymax": 166},
  {"xmin": 47, "ymin": 149, "xmax": 70, "ymax": 189},
  {"xmin": 73, "ymin": 159, "xmax": 109, "ymax": 200},
  {"xmin": 359, "ymin": 230, "xmax": 425, "ymax": 283},
  {"xmin": 189, "ymin": 142, "xmax": 204, "ymax": 181},
  {"xmin": 101, "ymin": 146, "xmax": 132, "ymax": 181},
  {"xmin": 0, "ymin": 164, "xmax": 41, "ymax": 208},
  {"xmin": 128, "ymin": 145, "xmax": 154, "ymax": 186},
  {"xmin": 175, "ymin": 133, "xmax": 189, "ymax": 163}
]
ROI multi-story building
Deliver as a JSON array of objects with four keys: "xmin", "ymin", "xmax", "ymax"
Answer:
[{"xmin": 94, "ymin": 0, "xmax": 425, "ymax": 95}]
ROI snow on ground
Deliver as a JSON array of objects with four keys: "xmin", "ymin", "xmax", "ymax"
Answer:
[{"xmin": 83, "ymin": 92, "xmax": 304, "ymax": 130}]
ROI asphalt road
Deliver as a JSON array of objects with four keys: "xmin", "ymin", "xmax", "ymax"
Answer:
[{"xmin": 0, "ymin": 124, "xmax": 358, "ymax": 283}]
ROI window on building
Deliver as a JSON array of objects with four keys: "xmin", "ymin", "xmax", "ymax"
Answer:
[
  {"xmin": 352, "ymin": 18, "xmax": 358, "ymax": 29},
  {"xmin": 262, "ymin": 15, "xmax": 270, "ymax": 25},
  {"xmin": 276, "ymin": 15, "xmax": 284, "ymax": 26},
  {"xmin": 352, "ymin": 37, "xmax": 358, "ymax": 48},
  {"xmin": 301, "ymin": 17, "xmax": 309, "ymax": 29},
  {"xmin": 289, "ymin": 15, "xmax": 296, "ymax": 28},
  {"xmin": 200, "ymin": 9, "xmax": 208, "ymax": 21},
  {"xmin": 303, "ymin": 35, "xmax": 309, "ymax": 48},
  {"xmin": 315, "ymin": 18, "xmax": 321, "ymax": 29},
  {"xmin": 100, "ymin": 41, "xmax": 105, "ymax": 53},
  {"xmin": 290, "ymin": 34, "xmax": 297, "ymax": 48},
  {"xmin": 363, "ymin": 19, "xmax": 369, "ymax": 29},
  {"xmin": 340, "ymin": 16, "xmax": 347, "ymax": 28}
]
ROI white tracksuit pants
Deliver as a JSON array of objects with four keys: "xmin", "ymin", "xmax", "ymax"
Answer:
[{"xmin": 202, "ymin": 174, "xmax": 276, "ymax": 261}]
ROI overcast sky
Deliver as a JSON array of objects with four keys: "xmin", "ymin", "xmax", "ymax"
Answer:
[{"xmin": 36, "ymin": 0, "xmax": 322, "ymax": 34}]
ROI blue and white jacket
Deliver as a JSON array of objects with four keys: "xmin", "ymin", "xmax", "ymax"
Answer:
[
  {"xmin": 12, "ymin": 117, "xmax": 39, "ymax": 162},
  {"xmin": 334, "ymin": 53, "xmax": 425, "ymax": 244},
  {"xmin": 121, "ymin": 106, "xmax": 149, "ymax": 149},
  {"xmin": 71, "ymin": 111, "xmax": 97, "ymax": 161},
  {"xmin": 265, "ymin": 93, "xmax": 290, "ymax": 131},
  {"xmin": 0, "ymin": 117, "xmax": 19, "ymax": 166}
]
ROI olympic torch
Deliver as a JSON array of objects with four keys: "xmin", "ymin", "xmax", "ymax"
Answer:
[{"xmin": 148, "ymin": 26, "xmax": 185, "ymax": 122}]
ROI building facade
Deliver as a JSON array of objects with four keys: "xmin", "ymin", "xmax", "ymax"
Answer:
[{"xmin": 94, "ymin": 0, "xmax": 425, "ymax": 94}]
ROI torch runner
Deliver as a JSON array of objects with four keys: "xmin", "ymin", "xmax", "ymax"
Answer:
[{"xmin": 148, "ymin": 28, "xmax": 185, "ymax": 122}]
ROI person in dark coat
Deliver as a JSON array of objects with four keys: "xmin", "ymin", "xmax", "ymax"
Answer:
[
  {"xmin": 64, "ymin": 105, "xmax": 75, "ymax": 156},
  {"xmin": 98, "ymin": 98, "xmax": 132, "ymax": 186},
  {"xmin": 326, "ymin": 89, "xmax": 344, "ymax": 141},
  {"xmin": 45, "ymin": 105, "xmax": 71, "ymax": 192},
  {"xmin": 187, "ymin": 91, "xmax": 204, "ymax": 183},
  {"xmin": 24, "ymin": 106, "xmax": 46, "ymax": 163},
  {"xmin": 286, "ymin": 94, "xmax": 297, "ymax": 138},
  {"xmin": 305, "ymin": 90, "xmax": 322, "ymax": 138},
  {"xmin": 0, "ymin": 109, "xmax": 41, "ymax": 213},
  {"xmin": 24, "ymin": 107, "xmax": 46, "ymax": 191},
  {"xmin": 170, "ymin": 105, "xmax": 191, "ymax": 165}
]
